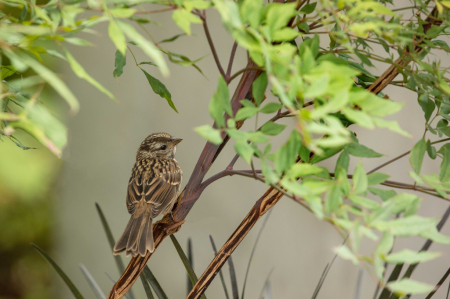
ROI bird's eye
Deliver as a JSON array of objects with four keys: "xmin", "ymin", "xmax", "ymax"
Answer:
[{"xmin": 160, "ymin": 145, "xmax": 167, "ymax": 150}]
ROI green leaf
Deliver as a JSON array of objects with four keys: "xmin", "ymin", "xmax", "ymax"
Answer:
[
  {"xmin": 140, "ymin": 62, "xmax": 158, "ymax": 67},
  {"xmin": 141, "ymin": 69, "xmax": 177, "ymax": 113},
  {"xmin": 334, "ymin": 245, "xmax": 359, "ymax": 265},
  {"xmin": 65, "ymin": 50, "xmax": 116, "ymax": 101},
  {"xmin": 266, "ymin": 2, "xmax": 298, "ymax": 32},
  {"xmin": 387, "ymin": 279, "xmax": 434, "ymax": 296},
  {"xmin": 310, "ymin": 147, "xmax": 343, "ymax": 164},
  {"xmin": 376, "ymin": 232, "xmax": 394, "ymax": 255},
  {"xmin": 335, "ymin": 148, "xmax": 349, "ymax": 173},
  {"xmin": 108, "ymin": 20, "xmax": 126, "ymax": 54},
  {"xmin": 372, "ymin": 216, "xmax": 438, "ymax": 236},
  {"xmin": 32, "ymin": 244, "xmax": 84, "ymax": 299},
  {"xmin": 348, "ymin": 142, "xmax": 383, "ymax": 158},
  {"xmin": 367, "ymin": 172, "xmax": 390, "ymax": 185},
  {"xmin": 159, "ymin": 33, "xmax": 187, "ymax": 44},
  {"xmin": 252, "ymin": 72, "xmax": 267, "ymax": 106},
  {"xmin": 172, "ymin": 9, "xmax": 202, "ymax": 35},
  {"xmin": 209, "ymin": 76, "xmax": 232, "ymax": 127},
  {"xmin": 410, "ymin": 138, "xmax": 426, "ymax": 174},
  {"xmin": 385, "ymin": 249, "xmax": 441, "ymax": 264},
  {"xmin": 235, "ymin": 139, "xmax": 254, "ymax": 163},
  {"xmin": 235, "ymin": 107, "xmax": 259, "ymax": 121},
  {"xmin": 348, "ymin": 195, "xmax": 379, "ymax": 209},
  {"xmin": 195, "ymin": 125, "xmax": 222, "ymax": 145},
  {"xmin": 11, "ymin": 51, "xmax": 79, "ymax": 112},
  {"xmin": 260, "ymin": 102, "xmax": 282, "ymax": 113},
  {"xmin": 240, "ymin": 0, "xmax": 263, "ymax": 29},
  {"xmin": 418, "ymin": 94, "xmax": 435, "ymax": 122},
  {"xmin": 113, "ymin": 50, "xmax": 126, "ymax": 78},
  {"xmin": 288, "ymin": 163, "xmax": 324, "ymax": 178},
  {"xmin": 299, "ymin": 2, "xmax": 317, "ymax": 14},
  {"xmin": 1, "ymin": 65, "xmax": 16, "ymax": 80},
  {"xmin": 426, "ymin": 139, "xmax": 437, "ymax": 159},
  {"xmin": 440, "ymin": 145, "xmax": 450, "ymax": 182},
  {"xmin": 275, "ymin": 131, "xmax": 301, "ymax": 174},
  {"xmin": 118, "ymin": 20, "xmax": 168, "ymax": 76},
  {"xmin": 368, "ymin": 187, "xmax": 396, "ymax": 201},
  {"xmin": 169, "ymin": 235, "xmax": 207, "ymax": 299},
  {"xmin": 261, "ymin": 121, "xmax": 286, "ymax": 136},
  {"xmin": 352, "ymin": 162, "xmax": 368, "ymax": 195},
  {"xmin": 65, "ymin": 37, "xmax": 94, "ymax": 47},
  {"xmin": 272, "ymin": 28, "xmax": 300, "ymax": 42},
  {"xmin": 109, "ymin": 8, "xmax": 136, "ymax": 18}
]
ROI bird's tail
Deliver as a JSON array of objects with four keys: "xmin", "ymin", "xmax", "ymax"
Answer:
[{"xmin": 113, "ymin": 212, "xmax": 154, "ymax": 257}]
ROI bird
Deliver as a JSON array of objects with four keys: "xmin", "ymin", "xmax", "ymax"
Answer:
[{"xmin": 113, "ymin": 132, "xmax": 183, "ymax": 257}]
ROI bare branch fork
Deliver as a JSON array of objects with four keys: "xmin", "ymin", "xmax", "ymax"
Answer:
[{"xmin": 107, "ymin": 5, "xmax": 443, "ymax": 299}]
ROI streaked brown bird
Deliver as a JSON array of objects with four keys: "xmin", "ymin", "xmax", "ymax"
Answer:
[{"xmin": 113, "ymin": 132, "xmax": 183, "ymax": 257}]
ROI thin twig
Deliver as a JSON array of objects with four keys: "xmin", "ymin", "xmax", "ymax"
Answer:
[
  {"xmin": 226, "ymin": 42, "xmax": 238, "ymax": 79},
  {"xmin": 198, "ymin": 13, "xmax": 226, "ymax": 78},
  {"xmin": 227, "ymin": 67, "xmax": 264, "ymax": 84},
  {"xmin": 368, "ymin": 138, "xmax": 450, "ymax": 174},
  {"xmin": 135, "ymin": 6, "xmax": 176, "ymax": 14}
]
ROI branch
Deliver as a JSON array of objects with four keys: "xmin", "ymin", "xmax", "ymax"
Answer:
[
  {"xmin": 186, "ymin": 187, "xmax": 286, "ymax": 299},
  {"xmin": 185, "ymin": 6, "xmax": 445, "ymax": 299},
  {"xmin": 367, "ymin": 7, "xmax": 441, "ymax": 94},
  {"xmin": 226, "ymin": 42, "xmax": 238, "ymax": 79},
  {"xmin": 198, "ymin": 12, "xmax": 226, "ymax": 78},
  {"xmin": 227, "ymin": 67, "xmax": 264, "ymax": 84},
  {"xmin": 135, "ymin": 6, "xmax": 176, "ymax": 14},
  {"xmin": 107, "ymin": 59, "xmax": 261, "ymax": 299},
  {"xmin": 368, "ymin": 138, "xmax": 450, "ymax": 174}
]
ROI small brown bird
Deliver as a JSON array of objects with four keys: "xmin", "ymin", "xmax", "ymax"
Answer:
[{"xmin": 113, "ymin": 132, "xmax": 183, "ymax": 257}]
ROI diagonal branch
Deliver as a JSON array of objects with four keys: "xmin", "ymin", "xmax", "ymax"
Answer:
[
  {"xmin": 106, "ymin": 59, "xmax": 261, "ymax": 299},
  {"xmin": 108, "ymin": 5, "xmax": 443, "ymax": 299},
  {"xmin": 185, "ymin": 6, "xmax": 444, "ymax": 299},
  {"xmin": 198, "ymin": 12, "xmax": 227, "ymax": 78}
]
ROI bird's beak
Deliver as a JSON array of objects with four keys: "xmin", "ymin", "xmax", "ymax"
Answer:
[{"xmin": 170, "ymin": 138, "xmax": 183, "ymax": 148}]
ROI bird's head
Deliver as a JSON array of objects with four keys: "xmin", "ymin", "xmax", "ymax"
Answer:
[{"xmin": 136, "ymin": 132, "xmax": 182, "ymax": 160}]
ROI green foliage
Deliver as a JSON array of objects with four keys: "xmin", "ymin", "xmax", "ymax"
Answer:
[{"xmin": 3, "ymin": 0, "xmax": 450, "ymax": 296}]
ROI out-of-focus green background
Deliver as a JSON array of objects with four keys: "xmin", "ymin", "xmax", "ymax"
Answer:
[{"xmin": 2, "ymin": 9, "xmax": 450, "ymax": 299}]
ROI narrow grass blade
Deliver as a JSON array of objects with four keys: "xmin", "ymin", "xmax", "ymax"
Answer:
[
  {"xmin": 32, "ymin": 244, "xmax": 84, "ymax": 299},
  {"xmin": 311, "ymin": 237, "xmax": 346, "ymax": 299},
  {"xmin": 143, "ymin": 266, "xmax": 169, "ymax": 299},
  {"xmin": 187, "ymin": 238, "xmax": 194, "ymax": 295},
  {"xmin": 354, "ymin": 269, "xmax": 363, "ymax": 299},
  {"xmin": 95, "ymin": 203, "xmax": 135, "ymax": 299},
  {"xmin": 170, "ymin": 235, "xmax": 207, "ymax": 299},
  {"xmin": 95, "ymin": 203, "xmax": 126, "ymax": 273},
  {"xmin": 241, "ymin": 209, "xmax": 272, "ymax": 299},
  {"xmin": 378, "ymin": 264, "xmax": 402, "ymax": 299},
  {"xmin": 228, "ymin": 255, "xmax": 239, "ymax": 299},
  {"xmin": 425, "ymin": 267, "xmax": 450, "ymax": 299},
  {"xmin": 446, "ymin": 278, "xmax": 450, "ymax": 299},
  {"xmin": 140, "ymin": 271, "xmax": 155, "ymax": 299},
  {"xmin": 257, "ymin": 268, "xmax": 274, "ymax": 299},
  {"xmin": 80, "ymin": 264, "xmax": 106, "ymax": 299},
  {"xmin": 209, "ymin": 235, "xmax": 230, "ymax": 299}
]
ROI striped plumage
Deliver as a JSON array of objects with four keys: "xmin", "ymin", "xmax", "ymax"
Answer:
[{"xmin": 113, "ymin": 132, "xmax": 183, "ymax": 257}]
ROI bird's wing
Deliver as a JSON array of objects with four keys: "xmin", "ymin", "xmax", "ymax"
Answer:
[{"xmin": 126, "ymin": 159, "xmax": 182, "ymax": 217}]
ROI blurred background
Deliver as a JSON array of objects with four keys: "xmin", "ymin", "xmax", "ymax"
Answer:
[{"xmin": 1, "ymin": 7, "xmax": 450, "ymax": 299}]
